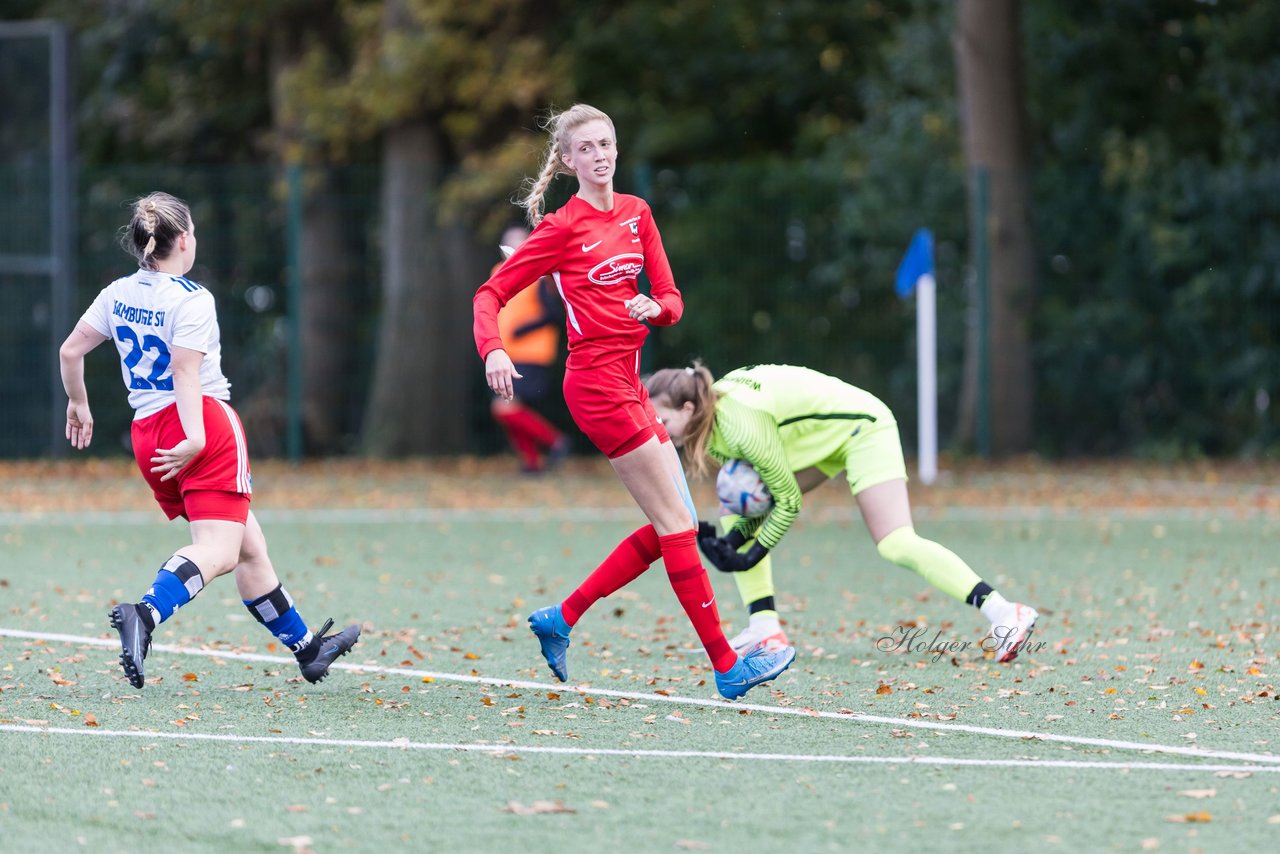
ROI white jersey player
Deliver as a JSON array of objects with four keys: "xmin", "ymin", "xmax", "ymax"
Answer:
[{"xmin": 58, "ymin": 191, "xmax": 359, "ymax": 689}]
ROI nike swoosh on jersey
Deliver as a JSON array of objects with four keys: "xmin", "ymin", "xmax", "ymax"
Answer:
[
  {"xmin": 701, "ymin": 598, "xmax": 715, "ymax": 608},
  {"xmin": 582, "ymin": 240, "xmax": 603, "ymax": 252}
]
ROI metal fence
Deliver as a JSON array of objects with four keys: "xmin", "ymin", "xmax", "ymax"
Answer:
[
  {"xmin": 0, "ymin": 20, "xmax": 74, "ymax": 458},
  {"xmin": 2, "ymin": 157, "xmax": 1275, "ymax": 461}
]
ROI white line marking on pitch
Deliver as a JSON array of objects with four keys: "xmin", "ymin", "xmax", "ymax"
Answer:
[
  {"xmin": 3, "ymin": 627, "xmax": 1278, "ymax": 766},
  {"xmin": 0, "ymin": 505, "xmax": 1273, "ymax": 526},
  {"xmin": 2, "ymin": 725, "xmax": 1277, "ymax": 775}
]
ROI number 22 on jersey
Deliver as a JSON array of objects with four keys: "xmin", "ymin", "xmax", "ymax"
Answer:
[{"xmin": 115, "ymin": 325, "xmax": 173, "ymax": 390}]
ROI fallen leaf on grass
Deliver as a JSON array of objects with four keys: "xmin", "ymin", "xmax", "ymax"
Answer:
[
  {"xmin": 83, "ymin": 714, "xmax": 98, "ymax": 727},
  {"xmin": 1213, "ymin": 771, "xmax": 1251, "ymax": 779},
  {"xmin": 876, "ymin": 683, "xmax": 893, "ymax": 695},
  {"xmin": 277, "ymin": 835, "xmax": 315, "ymax": 853},
  {"xmin": 675, "ymin": 842, "xmax": 711, "ymax": 851},
  {"xmin": 1140, "ymin": 839, "xmax": 1159, "ymax": 850},
  {"xmin": 503, "ymin": 800, "xmax": 575, "ymax": 815},
  {"xmin": 1178, "ymin": 788, "xmax": 1216, "ymax": 799},
  {"xmin": 286, "ymin": 805, "xmax": 307, "ymax": 813},
  {"xmin": 182, "ymin": 673, "xmax": 198, "ymax": 682},
  {"xmin": 1164, "ymin": 812, "xmax": 1212, "ymax": 823}
]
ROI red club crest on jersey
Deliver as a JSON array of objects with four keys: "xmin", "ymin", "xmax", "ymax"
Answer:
[{"xmin": 588, "ymin": 254, "xmax": 644, "ymax": 286}]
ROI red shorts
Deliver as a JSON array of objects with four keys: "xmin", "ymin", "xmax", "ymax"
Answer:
[
  {"xmin": 131, "ymin": 396, "xmax": 253, "ymax": 523},
  {"xmin": 563, "ymin": 350, "xmax": 670, "ymax": 458}
]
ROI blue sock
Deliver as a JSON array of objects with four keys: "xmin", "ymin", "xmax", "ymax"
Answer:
[
  {"xmin": 244, "ymin": 584, "xmax": 314, "ymax": 654},
  {"xmin": 139, "ymin": 556, "xmax": 205, "ymax": 626}
]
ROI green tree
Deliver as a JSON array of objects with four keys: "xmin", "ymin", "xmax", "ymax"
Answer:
[
  {"xmin": 282, "ymin": 0, "xmax": 570, "ymax": 455},
  {"xmin": 1026, "ymin": 0, "xmax": 1279, "ymax": 456}
]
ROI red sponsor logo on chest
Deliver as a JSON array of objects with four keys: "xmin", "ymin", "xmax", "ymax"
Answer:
[{"xmin": 588, "ymin": 253, "xmax": 644, "ymax": 286}]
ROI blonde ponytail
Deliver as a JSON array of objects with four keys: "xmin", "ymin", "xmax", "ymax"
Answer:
[
  {"xmin": 520, "ymin": 147, "xmax": 561, "ymax": 226},
  {"xmin": 140, "ymin": 200, "xmax": 159, "ymax": 261}
]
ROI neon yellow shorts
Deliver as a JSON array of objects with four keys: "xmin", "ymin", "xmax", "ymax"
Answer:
[{"xmin": 815, "ymin": 417, "xmax": 908, "ymax": 496}]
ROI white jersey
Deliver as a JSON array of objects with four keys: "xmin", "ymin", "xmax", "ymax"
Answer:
[{"xmin": 80, "ymin": 268, "xmax": 232, "ymax": 419}]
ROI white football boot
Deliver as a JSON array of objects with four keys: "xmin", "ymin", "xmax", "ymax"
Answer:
[
  {"xmin": 989, "ymin": 603, "xmax": 1039, "ymax": 663},
  {"xmin": 728, "ymin": 613, "xmax": 792, "ymax": 654}
]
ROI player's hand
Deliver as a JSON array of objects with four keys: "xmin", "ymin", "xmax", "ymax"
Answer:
[
  {"xmin": 700, "ymin": 535, "xmax": 767, "ymax": 574},
  {"xmin": 65, "ymin": 400, "xmax": 94, "ymax": 450},
  {"xmin": 151, "ymin": 438, "xmax": 204, "ymax": 482},
  {"xmin": 624, "ymin": 294, "xmax": 661, "ymax": 322},
  {"xmin": 485, "ymin": 349, "xmax": 522, "ymax": 401}
]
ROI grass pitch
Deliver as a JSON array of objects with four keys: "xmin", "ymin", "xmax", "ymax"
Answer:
[{"xmin": 1, "ymin": 459, "xmax": 1278, "ymax": 852}]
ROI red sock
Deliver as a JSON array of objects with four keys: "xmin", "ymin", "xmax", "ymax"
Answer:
[
  {"xmin": 494, "ymin": 409, "xmax": 542, "ymax": 469},
  {"xmin": 506, "ymin": 406, "xmax": 562, "ymax": 450},
  {"xmin": 659, "ymin": 530, "xmax": 737, "ymax": 672},
  {"xmin": 561, "ymin": 525, "xmax": 660, "ymax": 625}
]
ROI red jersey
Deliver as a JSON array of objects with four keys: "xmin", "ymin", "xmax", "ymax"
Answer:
[{"xmin": 473, "ymin": 193, "xmax": 682, "ymax": 370}]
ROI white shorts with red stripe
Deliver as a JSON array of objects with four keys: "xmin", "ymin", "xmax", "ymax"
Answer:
[{"xmin": 131, "ymin": 396, "xmax": 253, "ymax": 523}]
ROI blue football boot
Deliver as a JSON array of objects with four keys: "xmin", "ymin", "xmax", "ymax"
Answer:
[
  {"xmin": 528, "ymin": 604, "xmax": 572, "ymax": 682},
  {"xmin": 714, "ymin": 643, "xmax": 796, "ymax": 700}
]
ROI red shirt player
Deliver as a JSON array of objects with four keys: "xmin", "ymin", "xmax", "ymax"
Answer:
[
  {"xmin": 58, "ymin": 192, "xmax": 359, "ymax": 690},
  {"xmin": 473, "ymin": 104, "xmax": 794, "ymax": 700}
]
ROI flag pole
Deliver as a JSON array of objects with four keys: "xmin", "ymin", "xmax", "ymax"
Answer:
[
  {"xmin": 895, "ymin": 228, "xmax": 938, "ymax": 485},
  {"xmin": 917, "ymin": 272, "xmax": 937, "ymax": 485}
]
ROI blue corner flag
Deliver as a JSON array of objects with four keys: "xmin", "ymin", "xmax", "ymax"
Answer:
[{"xmin": 895, "ymin": 228, "xmax": 934, "ymax": 298}]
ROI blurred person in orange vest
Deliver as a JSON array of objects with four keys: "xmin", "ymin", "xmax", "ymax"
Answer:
[{"xmin": 491, "ymin": 224, "xmax": 570, "ymax": 473}]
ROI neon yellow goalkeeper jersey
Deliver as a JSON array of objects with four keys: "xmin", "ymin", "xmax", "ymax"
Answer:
[{"xmin": 708, "ymin": 364, "xmax": 894, "ymax": 550}]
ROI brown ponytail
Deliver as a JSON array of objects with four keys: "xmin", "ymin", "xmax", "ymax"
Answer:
[{"xmin": 645, "ymin": 361, "xmax": 719, "ymax": 477}]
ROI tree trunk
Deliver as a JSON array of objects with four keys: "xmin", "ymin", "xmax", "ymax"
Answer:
[
  {"xmin": 953, "ymin": 0, "xmax": 1037, "ymax": 454},
  {"xmin": 362, "ymin": 120, "xmax": 474, "ymax": 455},
  {"xmin": 298, "ymin": 172, "xmax": 356, "ymax": 452},
  {"xmin": 270, "ymin": 34, "xmax": 355, "ymax": 455}
]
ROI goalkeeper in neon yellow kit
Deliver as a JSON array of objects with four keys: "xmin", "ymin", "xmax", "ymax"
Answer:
[{"xmin": 645, "ymin": 363, "xmax": 1039, "ymax": 662}]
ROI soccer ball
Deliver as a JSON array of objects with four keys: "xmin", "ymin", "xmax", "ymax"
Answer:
[{"xmin": 716, "ymin": 459, "xmax": 773, "ymax": 518}]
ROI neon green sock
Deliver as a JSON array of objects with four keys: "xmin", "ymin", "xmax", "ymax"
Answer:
[
  {"xmin": 719, "ymin": 514, "xmax": 777, "ymax": 617},
  {"xmin": 876, "ymin": 526, "xmax": 983, "ymax": 603}
]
